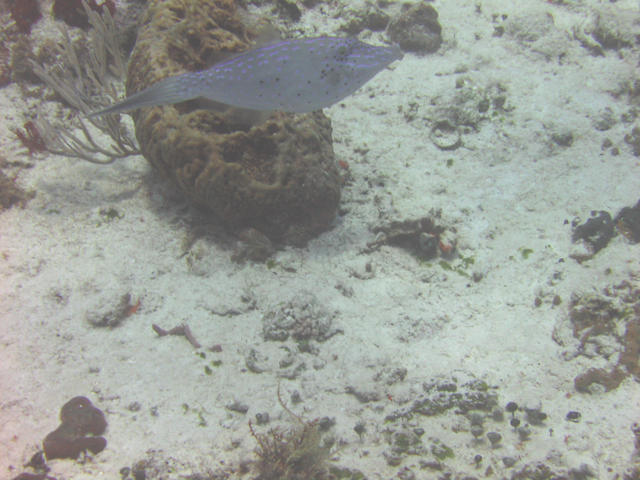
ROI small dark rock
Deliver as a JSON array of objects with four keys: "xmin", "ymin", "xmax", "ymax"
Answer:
[
  {"xmin": 317, "ymin": 416, "xmax": 335, "ymax": 431},
  {"xmin": 255, "ymin": 412, "xmax": 270, "ymax": 425},
  {"xmin": 469, "ymin": 412, "xmax": 484, "ymax": 426},
  {"xmin": 387, "ymin": 2, "xmax": 443, "ymax": 54},
  {"xmin": 516, "ymin": 426, "xmax": 531, "ymax": 440},
  {"xmin": 418, "ymin": 232, "xmax": 439, "ymax": 258},
  {"xmin": 490, "ymin": 407, "xmax": 504, "ymax": 421},
  {"xmin": 487, "ymin": 431, "xmax": 502, "ymax": 446},
  {"xmin": 276, "ymin": 0, "xmax": 301, "ymax": 21},
  {"xmin": 566, "ymin": 411, "xmax": 581, "ymax": 422},
  {"xmin": 345, "ymin": 386, "xmax": 380, "ymax": 403},
  {"xmin": 551, "ymin": 131, "xmax": 574, "ymax": 146},
  {"xmin": 571, "ymin": 211, "xmax": 615, "ymax": 258},
  {"xmin": 226, "ymin": 401, "xmax": 249, "ymax": 414},
  {"xmin": 524, "ymin": 408, "xmax": 547, "ymax": 425}
]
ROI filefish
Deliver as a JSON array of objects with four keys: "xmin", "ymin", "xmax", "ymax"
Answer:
[{"xmin": 90, "ymin": 36, "xmax": 403, "ymax": 117}]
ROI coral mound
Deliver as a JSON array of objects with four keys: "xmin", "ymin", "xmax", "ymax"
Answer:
[{"xmin": 127, "ymin": 0, "xmax": 341, "ymax": 245}]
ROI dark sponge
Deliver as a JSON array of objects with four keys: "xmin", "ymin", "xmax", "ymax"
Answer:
[{"xmin": 43, "ymin": 396, "xmax": 107, "ymax": 460}]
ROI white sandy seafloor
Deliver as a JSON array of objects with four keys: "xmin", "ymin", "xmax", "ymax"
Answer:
[{"xmin": 1, "ymin": 0, "xmax": 640, "ymax": 479}]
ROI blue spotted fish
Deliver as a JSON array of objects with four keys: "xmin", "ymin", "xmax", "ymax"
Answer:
[{"xmin": 90, "ymin": 36, "xmax": 403, "ymax": 117}]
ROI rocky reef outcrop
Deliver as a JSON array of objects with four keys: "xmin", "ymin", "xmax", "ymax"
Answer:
[{"xmin": 127, "ymin": 0, "xmax": 341, "ymax": 245}]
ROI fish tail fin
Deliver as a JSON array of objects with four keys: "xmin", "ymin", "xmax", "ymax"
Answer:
[{"xmin": 88, "ymin": 74, "xmax": 202, "ymax": 118}]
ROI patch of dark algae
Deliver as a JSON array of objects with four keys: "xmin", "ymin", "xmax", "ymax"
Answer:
[{"xmin": 128, "ymin": 0, "xmax": 341, "ymax": 246}]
